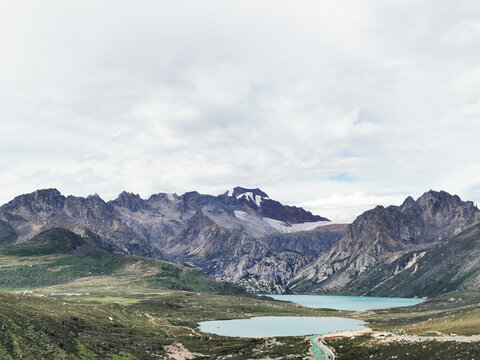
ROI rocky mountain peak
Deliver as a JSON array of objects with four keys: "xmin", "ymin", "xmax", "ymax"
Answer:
[
  {"xmin": 33, "ymin": 188, "xmax": 62, "ymax": 196},
  {"xmin": 415, "ymin": 190, "xmax": 477, "ymax": 212},
  {"xmin": 229, "ymin": 187, "xmax": 269, "ymax": 199},
  {"xmin": 148, "ymin": 192, "xmax": 177, "ymax": 203},
  {"xmin": 225, "ymin": 187, "xmax": 270, "ymax": 208},
  {"xmin": 415, "ymin": 190, "xmax": 479, "ymax": 237},
  {"xmin": 87, "ymin": 193, "xmax": 104, "ymax": 203},
  {"xmin": 111, "ymin": 191, "xmax": 147, "ymax": 212},
  {"xmin": 31, "ymin": 188, "xmax": 64, "ymax": 205},
  {"xmin": 224, "ymin": 186, "xmax": 329, "ymax": 224},
  {"xmin": 399, "ymin": 196, "xmax": 418, "ymax": 212},
  {"xmin": 0, "ymin": 188, "xmax": 66, "ymax": 214}
]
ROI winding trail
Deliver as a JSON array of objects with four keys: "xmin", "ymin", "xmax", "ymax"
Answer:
[{"xmin": 308, "ymin": 335, "xmax": 335, "ymax": 360}]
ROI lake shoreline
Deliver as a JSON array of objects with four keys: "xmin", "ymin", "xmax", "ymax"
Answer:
[{"xmin": 263, "ymin": 294, "xmax": 424, "ymax": 311}]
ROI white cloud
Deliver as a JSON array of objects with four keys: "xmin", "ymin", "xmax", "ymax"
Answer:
[
  {"xmin": 1, "ymin": 0, "xmax": 479, "ymax": 221},
  {"xmin": 300, "ymin": 192, "xmax": 408, "ymax": 223}
]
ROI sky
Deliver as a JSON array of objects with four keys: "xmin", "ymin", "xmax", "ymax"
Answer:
[{"xmin": 1, "ymin": 0, "xmax": 480, "ymax": 222}]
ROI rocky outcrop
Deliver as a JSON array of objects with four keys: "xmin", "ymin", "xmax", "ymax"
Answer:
[
  {"xmin": 164, "ymin": 210, "xmax": 345, "ymax": 291},
  {"xmin": 290, "ymin": 190, "xmax": 480, "ymax": 294}
]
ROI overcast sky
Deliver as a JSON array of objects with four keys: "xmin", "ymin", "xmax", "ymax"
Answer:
[{"xmin": 1, "ymin": 1, "xmax": 480, "ymax": 222}]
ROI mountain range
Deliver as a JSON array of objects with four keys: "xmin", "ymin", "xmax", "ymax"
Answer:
[
  {"xmin": 1, "ymin": 187, "xmax": 478, "ymax": 297},
  {"xmin": 0, "ymin": 186, "xmax": 341, "ymax": 293}
]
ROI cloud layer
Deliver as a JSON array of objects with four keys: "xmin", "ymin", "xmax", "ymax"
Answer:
[{"xmin": 1, "ymin": 0, "xmax": 480, "ymax": 221}]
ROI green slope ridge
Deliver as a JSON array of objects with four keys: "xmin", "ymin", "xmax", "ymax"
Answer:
[{"xmin": 0, "ymin": 228, "xmax": 247, "ymax": 295}]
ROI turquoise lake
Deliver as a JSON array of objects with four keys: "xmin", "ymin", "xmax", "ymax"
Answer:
[
  {"xmin": 198, "ymin": 295, "xmax": 422, "ymax": 337},
  {"xmin": 265, "ymin": 294, "xmax": 424, "ymax": 311},
  {"xmin": 198, "ymin": 316, "xmax": 365, "ymax": 338}
]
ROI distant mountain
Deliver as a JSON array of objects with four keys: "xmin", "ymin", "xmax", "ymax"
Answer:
[
  {"xmin": 290, "ymin": 190, "xmax": 480, "ymax": 296},
  {"xmin": 225, "ymin": 186, "xmax": 330, "ymax": 224},
  {"xmin": 0, "ymin": 187, "xmax": 337, "ymax": 292},
  {"xmin": 343, "ymin": 223, "xmax": 480, "ymax": 297},
  {"xmin": 0, "ymin": 189, "xmax": 158, "ymax": 257},
  {"xmin": 107, "ymin": 187, "xmax": 338, "ymax": 292}
]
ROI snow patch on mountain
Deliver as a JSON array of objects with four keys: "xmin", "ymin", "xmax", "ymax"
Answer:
[
  {"xmin": 233, "ymin": 211, "xmax": 330, "ymax": 234},
  {"xmin": 233, "ymin": 210, "xmax": 249, "ymax": 219},
  {"xmin": 235, "ymin": 192, "xmax": 268, "ymax": 206},
  {"xmin": 263, "ymin": 217, "xmax": 331, "ymax": 233},
  {"xmin": 231, "ymin": 210, "xmax": 281, "ymax": 236}
]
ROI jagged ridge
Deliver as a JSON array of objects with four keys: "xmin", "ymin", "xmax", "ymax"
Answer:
[{"xmin": 290, "ymin": 190, "xmax": 480, "ymax": 296}]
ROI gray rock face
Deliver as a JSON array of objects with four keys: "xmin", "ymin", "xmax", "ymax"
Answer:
[
  {"xmin": 290, "ymin": 190, "xmax": 480, "ymax": 294},
  {"xmin": 0, "ymin": 189, "xmax": 160, "ymax": 258},
  {"xmin": 0, "ymin": 220, "xmax": 17, "ymax": 244},
  {"xmin": 0, "ymin": 187, "xmax": 338, "ymax": 292},
  {"xmin": 345, "ymin": 223, "xmax": 480, "ymax": 297},
  {"xmin": 105, "ymin": 188, "xmax": 340, "ymax": 292}
]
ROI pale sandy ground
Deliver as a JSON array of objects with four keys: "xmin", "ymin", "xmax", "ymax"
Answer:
[
  {"xmin": 374, "ymin": 332, "xmax": 480, "ymax": 343},
  {"xmin": 164, "ymin": 343, "xmax": 203, "ymax": 360},
  {"xmin": 323, "ymin": 326, "xmax": 374, "ymax": 339},
  {"xmin": 322, "ymin": 327, "xmax": 480, "ymax": 343}
]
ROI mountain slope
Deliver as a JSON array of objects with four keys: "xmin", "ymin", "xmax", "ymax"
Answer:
[
  {"xmin": 164, "ymin": 210, "xmax": 346, "ymax": 292},
  {"xmin": 290, "ymin": 190, "xmax": 480, "ymax": 295},
  {"xmin": 344, "ymin": 223, "xmax": 480, "ymax": 297}
]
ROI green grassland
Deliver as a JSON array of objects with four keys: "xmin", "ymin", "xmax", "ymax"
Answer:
[
  {"xmin": 0, "ymin": 229, "xmax": 332, "ymax": 359},
  {"xmin": 361, "ymin": 291, "xmax": 480, "ymax": 336},
  {"xmin": 0, "ymin": 228, "xmax": 478, "ymax": 359}
]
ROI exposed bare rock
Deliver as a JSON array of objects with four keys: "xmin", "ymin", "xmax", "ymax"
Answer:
[
  {"xmin": 0, "ymin": 189, "xmax": 160, "ymax": 258},
  {"xmin": 290, "ymin": 190, "xmax": 480, "ymax": 295}
]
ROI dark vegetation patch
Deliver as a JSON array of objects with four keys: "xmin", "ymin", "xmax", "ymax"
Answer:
[{"xmin": 0, "ymin": 221, "xmax": 17, "ymax": 244}]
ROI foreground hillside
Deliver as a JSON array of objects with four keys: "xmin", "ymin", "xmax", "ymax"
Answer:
[
  {"xmin": 0, "ymin": 228, "xmax": 326, "ymax": 359},
  {"xmin": 1, "ymin": 290, "xmax": 479, "ymax": 360}
]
